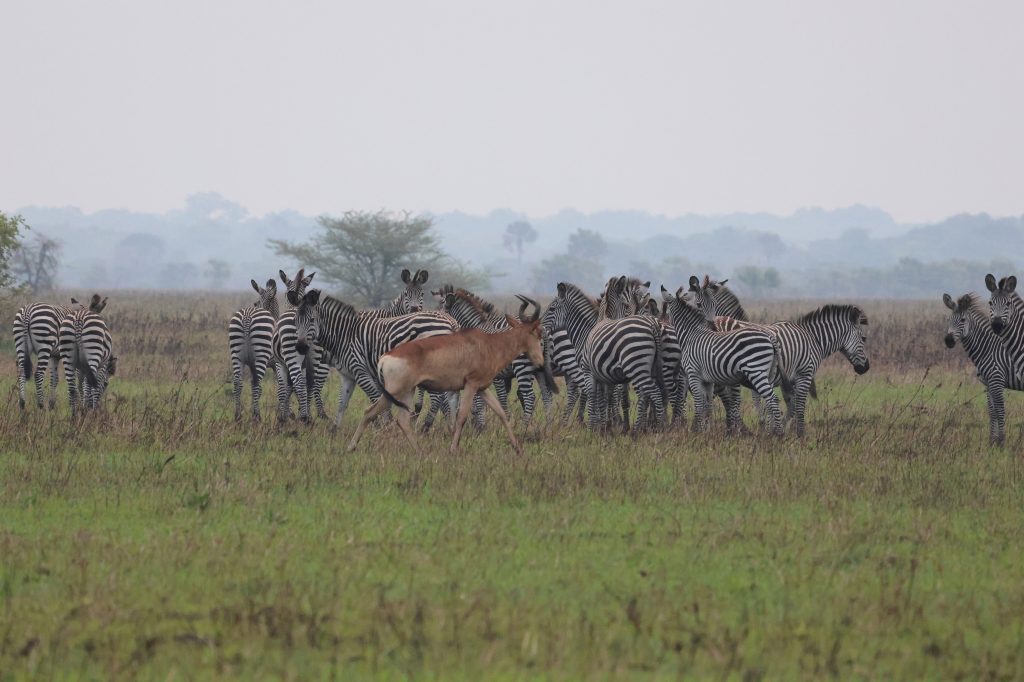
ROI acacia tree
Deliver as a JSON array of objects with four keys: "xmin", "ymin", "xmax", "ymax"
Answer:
[
  {"xmin": 0, "ymin": 212, "xmax": 27, "ymax": 289},
  {"xmin": 205, "ymin": 259, "xmax": 232, "ymax": 289},
  {"xmin": 503, "ymin": 220, "xmax": 537, "ymax": 263},
  {"xmin": 270, "ymin": 210, "xmax": 486, "ymax": 306},
  {"xmin": 12, "ymin": 233, "xmax": 61, "ymax": 294}
]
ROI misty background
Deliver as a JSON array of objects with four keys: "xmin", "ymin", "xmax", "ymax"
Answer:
[{"xmin": 11, "ymin": 193, "xmax": 1023, "ymax": 299}]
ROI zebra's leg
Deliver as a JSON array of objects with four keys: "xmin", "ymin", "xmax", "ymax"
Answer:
[
  {"xmin": 720, "ymin": 386, "xmax": 744, "ymax": 436},
  {"xmin": 536, "ymin": 369, "xmax": 554, "ymax": 414},
  {"xmin": 64, "ymin": 355, "xmax": 79, "ymax": 419},
  {"xmin": 14, "ymin": 339, "xmax": 30, "ymax": 410},
  {"xmin": 414, "ymin": 388, "xmax": 426, "ymax": 415},
  {"xmin": 988, "ymin": 383, "xmax": 1005, "ymax": 446},
  {"xmin": 671, "ymin": 368, "xmax": 687, "ymax": 427},
  {"xmin": 334, "ymin": 375, "xmax": 357, "ymax": 428},
  {"xmin": 418, "ymin": 393, "xmax": 442, "ymax": 433},
  {"xmin": 493, "ymin": 377, "xmax": 512, "ymax": 418},
  {"xmin": 513, "ymin": 366, "xmax": 538, "ymax": 422},
  {"xmin": 750, "ymin": 376, "xmax": 783, "ymax": 436},
  {"xmin": 48, "ymin": 351, "xmax": 63, "ymax": 409},
  {"xmin": 562, "ymin": 378, "xmax": 579, "ymax": 426},
  {"xmin": 274, "ymin": 363, "xmax": 292, "ymax": 421},
  {"xmin": 250, "ymin": 359, "xmax": 268, "ymax": 421},
  {"xmin": 588, "ymin": 374, "xmax": 606, "ymax": 431},
  {"xmin": 688, "ymin": 372, "xmax": 712, "ymax": 433},
  {"xmin": 788, "ymin": 375, "xmax": 814, "ymax": 437},
  {"xmin": 631, "ymin": 378, "xmax": 665, "ymax": 432},
  {"xmin": 32, "ymin": 350, "xmax": 51, "ymax": 409},
  {"xmin": 472, "ymin": 391, "xmax": 486, "ymax": 430},
  {"xmin": 232, "ymin": 354, "xmax": 244, "ymax": 421}
]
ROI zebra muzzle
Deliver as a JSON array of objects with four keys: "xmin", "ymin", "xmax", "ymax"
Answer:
[
  {"xmin": 991, "ymin": 319, "xmax": 1006, "ymax": 335},
  {"xmin": 296, "ymin": 340, "xmax": 309, "ymax": 355},
  {"xmin": 944, "ymin": 334, "xmax": 956, "ymax": 348}
]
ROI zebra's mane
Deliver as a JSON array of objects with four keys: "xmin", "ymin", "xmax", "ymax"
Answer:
[
  {"xmin": 797, "ymin": 304, "xmax": 868, "ymax": 327},
  {"xmin": 704, "ymin": 277, "xmax": 746, "ymax": 320},
  {"xmin": 451, "ymin": 288, "xmax": 495, "ymax": 319},
  {"xmin": 955, "ymin": 292, "xmax": 989, "ymax": 320},
  {"xmin": 314, "ymin": 292, "xmax": 358, "ymax": 319},
  {"xmin": 557, "ymin": 282, "xmax": 599, "ymax": 315}
]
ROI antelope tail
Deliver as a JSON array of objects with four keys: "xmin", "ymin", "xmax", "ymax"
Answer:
[{"xmin": 381, "ymin": 387, "xmax": 412, "ymax": 412}]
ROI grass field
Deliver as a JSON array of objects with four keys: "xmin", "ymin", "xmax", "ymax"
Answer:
[{"xmin": 2, "ymin": 292, "xmax": 1023, "ymax": 679}]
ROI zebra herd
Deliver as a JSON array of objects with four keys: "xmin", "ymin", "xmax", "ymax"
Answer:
[
  {"xmin": 13, "ymin": 267, "xmax": 1024, "ymax": 446},
  {"xmin": 222, "ymin": 268, "xmax": 873, "ymax": 442}
]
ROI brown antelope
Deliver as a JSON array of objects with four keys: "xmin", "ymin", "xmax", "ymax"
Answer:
[{"xmin": 346, "ymin": 316, "xmax": 554, "ymax": 455}]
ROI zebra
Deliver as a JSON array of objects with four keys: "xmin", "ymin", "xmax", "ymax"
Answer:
[
  {"xmin": 662, "ymin": 284, "xmax": 784, "ymax": 436},
  {"xmin": 13, "ymin": 294, "xmax": 107, "ymax": 410},
  {"xmin": 431, "ymin": 286, "xmax": 553, "ymax": 427},
  {"xmin": 541, "ymin": 298, "xmax": 588, "ymax": 424},
  {"xmin": 557, "ymin": 277, "xmax": 666, "ymax": 432},
  {"xmin": 272, "ymin": 268, "xmax": 324, "ymax": 421},
  {"xmin": 638, "ymin": 297, "xmax": 686, "ymax": 426},
  {"xmin": 714, "ymin": 304, "xmax": 870, "ymax": 436},
  {"xmin": 58, "ymin": 306, "xmax": 116, "ymax": 417},
  {"xmin": 290, "ymin": 289, "xmax": 460, "ymax": 429},
  {"xmin": 985, "ymin": 274, "xmax": 1024, "ymax": 384},
  {"xmin": 228, "ymin": 278, "xmax": 279, "ymax": 421},
  {"xmin": 944, "ymin": 292, "xmax": 1022, "ymax": 446}
]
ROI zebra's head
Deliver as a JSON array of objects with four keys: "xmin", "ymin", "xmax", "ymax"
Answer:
[
  {"xmin": 293, "ymin": 289, "xmax": 322, "ymax": 356},
  {"xmin": 399, "ymin": 269, "xmax": 429, "ymax": 313},
  {"xmin": 688, "ymin": 275, "xmax": 718, "ymax": 323},
  {"xmin": 599, "ymin": 276, "xmax": 633, "ymax": 318},
  {"xmin": 985, "ymin": 273, "xmax": 1017, "ymax": 336},
  {"xmin": 661, "ymin": 284, "xmax": 707, "ymax": 333},
  {"xmin": 621, "ymin": 277, "xmax": 652, "ymax": 315},
  {"xmin": 251, "ymin": 278, "xmax": 278, "ymax": 310},
  {"xmin": 836, "ymin": 306, "xmax": 870, "ymax": 374},
  {"xmin": 944, "ymin": 292, "xmax": 985, "ymax": 349},
  {"xmin": 94, "ymin": 351, "xmax": 118, "ymax": 395},
  {"xmin": 281, "ymin": 268, "xmax": 316, "ymax": 306}
]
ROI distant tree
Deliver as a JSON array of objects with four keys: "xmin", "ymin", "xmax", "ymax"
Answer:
[
  {"xmin": 502, "ymin": 220, "xmax": 538, "ymax": 263},
  {"xmin": 532, "ymin": 228, "xmax": 610, "ymax": 294},
  {"xmin": 11, "ymin": 233, "xmax": 61, "ymax": 294},
  {"xmin": 270, "ymin": 210, "xmax": 487, "ymax": 306},
  {"xmin": 205, "ymin": 259, "xmax": 232, "ymax": 289},
  {"xmin": 735, "ymin": 265, "xmax": 781, "ymax": 298},
  {"xmin": 0, "ymin": 212, "xmax": 27, "ymax": 289}
]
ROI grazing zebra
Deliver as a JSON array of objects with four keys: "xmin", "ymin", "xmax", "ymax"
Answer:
[
  {"xmin": 662, "ymin": 285, "xmax": 784, "ymax": 435},
  {"xmin": 557, "ymin": 278, "xmax": 666, "ymax": 432},
  {"xmin": 432, "ymin": 286, "xmax": 552, "ymax": 426},
  {"xmin": 291, "ymin": 289, "xmax": 460, "ymax": 428},
  {"xmin": 228, "ymin": 278, "xmax": 279, "ymax": 421},
  {"xmin": 944, "ymin": 292, "xmax": 1021, "ymax": 446},
  {"xmin": 58, "ymin": 307, "xmax": 116, "ymax": 417},
  {"xmin": 13, "ymin": 294, "xmax": 107, "ymax": 410},
  {"xmin": 715, "ymin": 304, "xmax": 870, "ymax": 436},
  {"xmin": 985, "ymin": 274, "xmax": 1024, "ymax": 384}
]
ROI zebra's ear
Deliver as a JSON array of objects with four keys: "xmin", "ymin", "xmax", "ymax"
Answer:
[
  {"xmin": 985, "ymin": 274, "xmax": 997, "ymax": 292},
  {"xmin": 688, "ymin": 276, "xmax": 700, "ymax": 291},
  {"xmin": 251, "ymin": 279, "xmax": 261, "ymax": 293},
  {"xmin": 556, "ymin": 283, "xmax": 567, "ymax": 299},
  {"xmin": 265, "ymin": 278, "xmax": 276, "ymax": 290},
  {"xmin": 70, "ymin": 297, "xmax": 79, "ymax": 305},
  {"xmin": 401, "ymin": 269, "xmax": 412, "ymax": 284},
  {"xmin": 416, "ymin": 270, "xmax": 429, "ymax": 285},
  {"xmin": 302, "ymin": 271, "xmax": 315, "ymax": 287},
  {"xmin": 279, "ymin": 269, "xmax": 291, "ymax": 286},
  {"xmin": 942, "ymin": 293, "xmax": 955, "ymax": 310},
  {"xmin": 444, "ymin": 292, "xmax": 457, "ymax": 309},
  {"xmin": 1005, "ymin": 276, "xmax": 1017, "ymax": 293},
  {"xmin": 642, "ymin": 281, "xmax": 651, "ymax": 289}
]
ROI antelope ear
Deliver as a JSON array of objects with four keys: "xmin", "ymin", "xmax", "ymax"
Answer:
[
  {"xmin": 416, "ymin": 270, "xmax": 428, "ymax": 284},
  {"xmin": 985, "ymin": 274, "xmax": 997, "ymax": 292},
  {"xmin": 942, "ymin": 293, "xmax": 955, "ymax": 310},
  {"xmin": 401, "ymin": 269, "xmax": 412, "ymax": 284},
  {"xmin": 251, "ymin": 279, "xmax": 261, "ymax": 292},
  {"xmin": 557, "ymin": 283, "xmax": 567, "ymax": 299},
  {"xmin": 1005, "ymin": 276, "xmax": 1017, "ymax": 293},
  {"xmin": 304, "ymin": 289, "xmax": 321, "ymax": 306},
  {"xmin": 688, "ymin": 275, "xmax": 700, "ymax": 291}
]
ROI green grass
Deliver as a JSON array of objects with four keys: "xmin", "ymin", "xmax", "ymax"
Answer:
[{"xmin": 2, "ymin": 367, "xmax": 1024, "ymax": 679}]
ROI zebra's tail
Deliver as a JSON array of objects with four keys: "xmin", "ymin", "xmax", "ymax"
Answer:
[
  {"xmin": 767, "ymin": 333, "xmax": 784, "ymax": 389},
  {"xmin": 13, "ymin": 313, "xmax": 32, "ymax": 380},
  {"xmin": 73, "ymin": 318, "xmax": 100, "ymax": 388}
]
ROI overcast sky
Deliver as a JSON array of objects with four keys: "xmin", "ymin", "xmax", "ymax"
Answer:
[{"xmin": 2, "ymin": 0, "xmax": 1021, "ymax": 223}]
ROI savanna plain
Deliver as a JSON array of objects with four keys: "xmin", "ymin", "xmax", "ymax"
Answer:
[{"xmin": 1, "ymin": 292, "xmax": 1023, "ymax": 680}]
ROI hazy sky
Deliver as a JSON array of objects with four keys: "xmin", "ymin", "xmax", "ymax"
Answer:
[{"xmin": 2, "ymin": 0, "xmax": 1021, "ymax": 223}]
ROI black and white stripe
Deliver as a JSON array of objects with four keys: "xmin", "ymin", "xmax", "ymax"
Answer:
[
  {"xmin": 557, "ymin": 278, "xmax": 666, "ymax": 431},
  {"xmin": 58, "ymin": 307, "xmax": 115, "ymax": 417},
  {"xmin": 663, "ymin": 285, "xmax": 783, "ymax": 435},
  {"xmin": 228, "ymin": 278, "xmax": 280, "ymax": 421},
  {"xmin": 13, "ymin": 295, "xmax": 107, "ymax": 410},
  {"xmin": 715, "ymin": 304, "xmax": 869, "ymax": 436},
  {"xmin": 944, "ymin": 292, "xmax": 1020, "ymax": 445},
  {"xmin": 985, "ymin": 274, "xmax": 1024, "ymax": 384}
]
